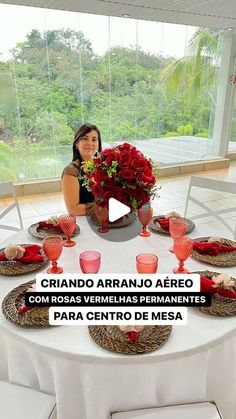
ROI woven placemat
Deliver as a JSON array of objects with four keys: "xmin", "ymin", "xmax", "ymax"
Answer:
[
  {"xmin": 193, "ymin": 271, "xmax": 236, "ymax": 316},
  {"xmin": 88, "ymin": 325, "xmax": 172, "ymax": 354},
  {"xmin": 2, "ymin": 280, "xmax": 49, "ymax": 327},
  {"xmin": 192, "ymin": 237, "xmax": 236, "ymax": 267},
  {"xmin": 90, "ymin": 211, "xmax": 136, "ymax": 229},
  {"xmin": 28, "ymin": 222, "xmax": 80, "ymax": 240},
  {"xmin": 149, "ymin": 215, "xmax": 195, "ymax": 235},
  {"xmin": 0, "ymin": 244, "xmax": 49, "ymax": 276},
  {"xmin": 2, "ymin": 281, "xmax": 49, "ymax": 327}
]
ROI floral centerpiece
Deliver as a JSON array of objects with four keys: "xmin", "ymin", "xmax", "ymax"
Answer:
[{"xmin": 81, "ymin": 143, "xmax": 157, "ymax": 210}]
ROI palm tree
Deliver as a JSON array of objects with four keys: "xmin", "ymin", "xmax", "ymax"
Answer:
[{"xmin": 161, "ymin": 28, "xmax": 220, "ymax": 106}]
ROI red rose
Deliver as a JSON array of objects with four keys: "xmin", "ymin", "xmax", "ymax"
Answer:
[
  {"xmin": 133, "ymin": 188, "xmax": 150, "ymax": 206},
  {"xmin": 137, "ymin": 169, "xmax": 156, "ymax": 186},
  {"xmin": 102, "ymin": 148, "xmax": 112, "ymax": 156},
  {"xmin": 94, "ymin": 156, "xmax": 102, "ymax": 166},
  {"xmin": 104, "ymin": 152, "xmax": 116, "ymax": 167},
  {"xmin": 118, "ymin": 169, "xmax": 136, "ymax": 181},
  {"xmin": 103, "ymin": 186, "xmax": 126, "ymax": 205},
  {"xmin": 94, "ymin": 169, "xmax": 107, "ymax": 183},
  {"xmin": 101, "ymin": 148, "xmax": 114, "ymax": 162},
  {"xmin": 92, "ymin": 183, "xmax": 104, "ymax": 197},
  {"xmin": 132, "ymin": 157, "xmax": 148, "ymax": 172},
  {"xmin": 116, "ymin": 150, "xmax": 134, "ymax": 168},
  {"xmin": 117, "ymin": 143, "xmax": 132, "ymax": 151},
  {"xmin": 102, "ymin": 178, "xmax": 116, "ymax": 189}
]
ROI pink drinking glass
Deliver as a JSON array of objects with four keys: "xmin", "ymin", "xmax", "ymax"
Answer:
[
  {"xmin": 173, "ymin": 237, "xmax": 193, "ymax": 273},
  {"xmin": 138, "ymin": 205, "xmax": 153, "ymax": 237},
  {"xmin": 43, "ymin": 236, "xmax": 63, "ymax": 274},
  {"xmin": 169, "ymin": 218, "xmax": 187, "ymax": 252},
  {"xmin": 95, "ymin": 205, "xmax": 109, "ymax": 233},
  {"xmin": 79, "ymin": 251, "xmax": 101, "ymax": 273},
  {"xmin": 136, "ymin": 253, "xmax": 158, "ymax": 273},
  {"xmin": 59, "ymin": 214, "xmax": 76, "ymax": 247}
]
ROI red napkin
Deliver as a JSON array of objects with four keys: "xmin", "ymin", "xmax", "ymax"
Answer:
[
  {"xmin": 0, "ymin": 245, "xmax": 44, "ymax": 264},
  {"xmin": 38, "ymin": 221, "xmax": 62, "ymax": 233},
  {"xmin": 200, "ymin": 275, "xmax": 236, "ymax": 299},
  {"xmin": 193, "ymin": 242, "xmax": 236, "ymax": 256},
  {"xmin": 156, "ymin": 218, "xmax": 169, "ymax": 230},
  {"xmin": 18, "ymin": 306, "xmax": 33, "ymax": 315},
  {"xmin": 127, "ymin": 331, "xmax": 138, "ymax": 342}
]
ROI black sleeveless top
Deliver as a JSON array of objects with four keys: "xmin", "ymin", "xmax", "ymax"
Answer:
[{"xmin": 62, "ymin": 162, "xmax": 94, "ymax": 204}]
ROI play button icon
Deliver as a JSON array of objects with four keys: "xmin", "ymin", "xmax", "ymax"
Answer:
[
  {"xmin": 86, "ymin": 197, "xmax": 141, "ymax": 242},
  {"xmin": 108, "ymin": 198, "xmax": 131, "ymax": 222}
]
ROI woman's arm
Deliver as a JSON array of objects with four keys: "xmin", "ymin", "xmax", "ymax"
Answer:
[{"xmin": 61, "ymin": 174, "xmax": 95, "ymax": 216}]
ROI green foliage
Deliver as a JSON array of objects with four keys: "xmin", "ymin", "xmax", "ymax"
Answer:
[
  {"xmin": 0, "ymin": 27, "xmax": 217, "ymax": 181},
  {"xmin": 194, "ymin": 131, "xmax": 208, "ymax": 138},
  {"xmin": 177, "ymin": 124, "xmax": 193, "ymax": 135},
  {"xmin": 161, "ymin": 28, "xmax": 219, "ymax": 107},
  {"xmin": 164, "ymin": 132, "xmax": 179, "ymax": 137},
  {"xmin": 0, "ymin": 142, "xmax": 16, "ymax": 181}
]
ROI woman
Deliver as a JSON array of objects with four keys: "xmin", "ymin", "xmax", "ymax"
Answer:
[{"xmin": 61, "ymin": 124, "xmax": 102, "ymax": 216}]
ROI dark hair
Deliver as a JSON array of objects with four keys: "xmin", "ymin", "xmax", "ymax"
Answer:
[{"xmin": 72, "ymin": 124, "xmax": 102, "ymax": 162}]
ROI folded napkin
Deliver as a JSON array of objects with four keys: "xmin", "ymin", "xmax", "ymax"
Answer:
[
  {"xmin": 19, "ymin": 283, "xmax": 37, "ymax": 315},
  {"xmin": 200, "ymin": 275, "xmax": 236, "ymax": 299},
  {"xmin": 156, "ymin": 218, "xmax": 169, "ymax": 230},
  {"xmin": 0, "ymin": 244, "xmax": 44, "ymax": 264},
  {"xmin": 127, "ymin": 331, "xmax": 138, "ymax": 342},
  {"xmin": 38, "ymin": 221, "xmax": 62, "ymax": 233},
  {"xmin": 193, "ymin": 242, "xmax": 236, "ymax": 256},
  {"xmin": 18, "ymin": 306, "xmax": 33, "ymax": 315}
]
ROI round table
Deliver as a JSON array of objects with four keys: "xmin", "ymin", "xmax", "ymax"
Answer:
[{"xmin": 0, "ymin": 218, "xmax": 235, "ymax": 419}]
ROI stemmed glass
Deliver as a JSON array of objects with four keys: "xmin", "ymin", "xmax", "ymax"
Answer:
[
  {"xmin": 59, "ymin": 214, "xmax": 76, "ymax": 247},
  {"xmin": 136, "ymin": 253, "xmax": 158, "ymax": 273},
  {"xmin": 169, "ymin": 218, "xmax": 187, "ymax": 252},
  {"xmin": 173, "ymin": 237, "xmax": 193, "ymax": 273},
  {"xmin": 79, "ymin": 251, "xmax": 101, "ymax": 273},
  {"xmin": 138, "ymin": 204, "xmax": 153, "ymax": 237},
  {"xmin": 43, "ymin": 236, "xmax": 63, "ymax": 274},
  {"xmin": 95, "ymin": 205, "xmax": 109, "ymax": 233}
]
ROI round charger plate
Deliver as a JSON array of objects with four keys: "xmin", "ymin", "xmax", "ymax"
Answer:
[
  {"xmin": 90, "ymin": 211, "xmax": 136, "ymax": 229},
  {"xmin": 149, "ymin": 215, "xmax": 195, "ymax": 235},
  {"xmin": 193, "ymin": 270, "xmax": 236, "ymax": 316},
  {"xmin": 2, "ymin": 280, "xmax": 49, "ymax": 327},
  {"xmin": 88, "ymin": 325, "xmax": 172, "ymax": 354},
  {"xmin": 192, "ymin": 237, "xmax": 236, "ymax": 267},
  {"xmin": 0, "ymin": 244, "xmax": 49, "ymax": 276},
  {"xmin": 28, "ymin": 222, "xmax": 80, "ymax": 240}
]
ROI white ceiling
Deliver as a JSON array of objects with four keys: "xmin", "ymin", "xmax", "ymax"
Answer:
[{"xmin": 1, "ymin": 0, "xmax": 236, "ymax": 30}]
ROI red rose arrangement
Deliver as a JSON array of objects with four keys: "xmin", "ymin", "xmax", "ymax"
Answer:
[{"xmin": 81, "ymin": 143, "xmax": 157, "ymax": 210}]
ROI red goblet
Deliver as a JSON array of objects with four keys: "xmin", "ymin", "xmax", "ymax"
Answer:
[
  {"xmin": 79, "ymin": 251, "xmax": 101, "ymax": 273},
  {"xmin": 173, "ymin": 237, "xmax": 193, "ymax": 273},
  {"xmin": 136, "ymin": 253, "xmax": 158, "ymax": 273},
  {"xmin": 59, "ymin": 214, "xmax": 76, "ymax": 247},
  {"xmin": 169, "ymin": 218, "xmax": 187, "ymax": 252},
  {"xmin": 95, "ymin": 205, "xmax": 109, "ymax": 233},
  {"xmin": 138, "ymin": 204, "xmax": 153, "ymax": 237},
  {"xmin": 43, "ymin": 236, "xmax": 63, "ymax": 274}
]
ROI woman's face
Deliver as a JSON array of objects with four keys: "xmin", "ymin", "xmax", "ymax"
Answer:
[{"xmin": 77, "ymin": 129, "xmax": 99, "ymax": 161}]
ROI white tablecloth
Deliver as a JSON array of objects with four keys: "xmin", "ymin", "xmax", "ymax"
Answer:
[{"xmin": 0, "ymin": 218, "xmax": 236, "ymax": 419}]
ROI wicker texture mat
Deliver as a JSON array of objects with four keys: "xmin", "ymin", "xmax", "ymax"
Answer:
[
  {"xmin": 0, "ymin": 245, "xmax": 48, "ymax": 276},
  {"xmin": 2, "ymin": 280, "xmax": 49, "ymax": 327},
  {"xmin": 28, "ymin": 223, "xmax": 80, "ymax": 240},
  {"xmin": 90, "ymin": 212, "xmax": 136, "ymax": 228},
  {"xmin": 192, "ymin": 237, "xmax": 236, "ymax": 267},
  {"xmin": 194, "ymin": 270, "xmax": 236, "ymax": 316},
  {"xmin": 149, "ymin": 215, "xmax": 195, "ymax": 235},
  {"xmin": 88, "ymin": 325, "xmax": 172, "ymax": 354}
]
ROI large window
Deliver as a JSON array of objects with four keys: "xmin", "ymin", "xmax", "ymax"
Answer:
[
  {"xmin": 229, "ymin": 61, "xmax": 236, "ymax": 152},
  {"xmin": 0, "ymin": 4, "xmax": 223, "ymax": 181}
]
